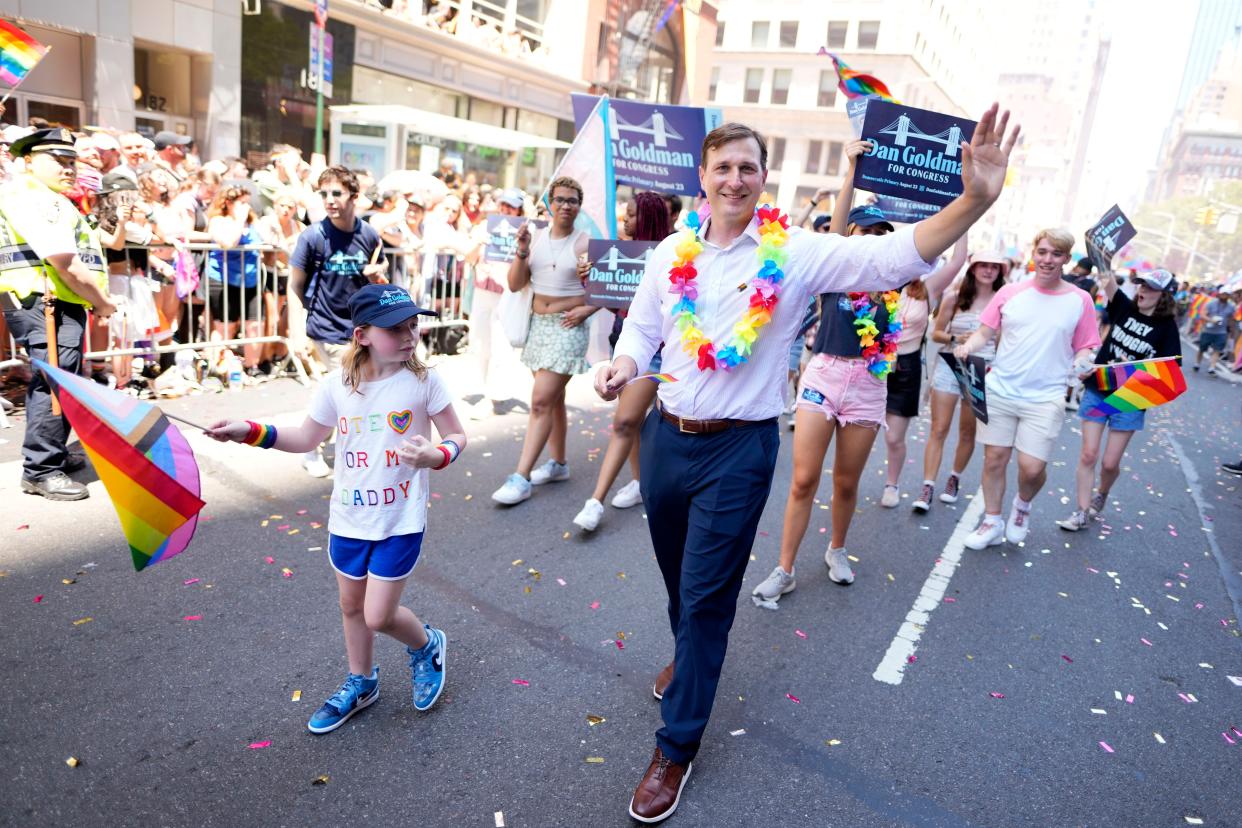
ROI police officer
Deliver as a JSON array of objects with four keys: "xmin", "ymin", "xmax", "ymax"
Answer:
[{"xmin": 0, "ymin": 128, "xmax": 116, "ymax": 501}]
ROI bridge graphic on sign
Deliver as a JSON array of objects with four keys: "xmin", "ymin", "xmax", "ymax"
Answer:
[
  {"xmin": 598, "ymin": 246, "xmax": 654, "ymax": 269},
  {"xmin": 492, "ymin": 221, "xmax": 518, "ymax": 238},
  {"xmin": 876, "ymin": 114, "xmax": 964, "ymax": 157},
  {"xmin": 610, "ymin": 110, "xmax": 684, "ymax": 148}
]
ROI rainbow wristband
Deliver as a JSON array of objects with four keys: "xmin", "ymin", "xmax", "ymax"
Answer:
[
  {"xmin": 244, "ymin": 421, "xmax": 279, "ymax": 449},
  {"xmin": 433, "ymin": 446, "xmax": 451, "ymax": 470},
  {"xmin": 439, "ymin": 439, "xmax": 462, "ymax": 463}
]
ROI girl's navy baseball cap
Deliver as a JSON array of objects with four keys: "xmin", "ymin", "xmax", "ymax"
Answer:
[{"xmin": 348, "ymin": 284, "xmax": 439, "ymax": 328}]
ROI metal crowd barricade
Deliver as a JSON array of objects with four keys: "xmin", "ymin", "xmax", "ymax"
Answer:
[
  {"xmin": 0, "ymin": 329, "xmax": 18, "ymax": 428},
  {"xmin": 382, "ymin": 244, "xmax": 472, "ymax": 355},
  {"xmin": 82, "ymin": 241, "xmax": 311, "ymax": 385}
]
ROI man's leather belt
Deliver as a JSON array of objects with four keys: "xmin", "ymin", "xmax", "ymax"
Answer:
[{"xmin": 658, "ymin": 403, "xmax": 774, "ymax": 435}]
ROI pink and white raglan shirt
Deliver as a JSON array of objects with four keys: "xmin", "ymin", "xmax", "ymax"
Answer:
[{"xmin": 980, "ymin": 282, "xmax": 1101, "ymax": 403}]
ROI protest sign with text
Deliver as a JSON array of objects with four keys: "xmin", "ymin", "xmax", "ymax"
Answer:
[
  {"xmin": 938, "ymin": 352, "xmax": 989, "ymax": 424},
  {"xmin": 483, "ymin": 215, "xmax": 546, "ymax": 264},
  {"xmin": 854, "ymin": 100, "xmax": 977, "ymax": 207},
  {"xmin": 572, "ymin": 94, "xmax": 722, "ymax": 197},
  {"xmin": 1084, "ymin": 204, "xmax": 1136, "ymax": 274},
  {"xmin": 584, "ymin": 239, "xmax": 659, "ymax": 310}
]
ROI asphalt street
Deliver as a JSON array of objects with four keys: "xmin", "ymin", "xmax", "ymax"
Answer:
[{"xmin": 2, "ymin": 351, "xmax": 1240, "ymax": 828}]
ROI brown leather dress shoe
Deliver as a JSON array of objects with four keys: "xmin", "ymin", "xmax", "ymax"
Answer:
[
  {"xmin": 628, "ymin": 747, "xmax": 692, "ymax": 823},
  {"xmin": 652, "ymin": 661, "xmax": 674, "ymax": 701}
]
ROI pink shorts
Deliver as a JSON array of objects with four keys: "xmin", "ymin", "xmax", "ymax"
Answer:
[{"xmin": 796, "ymin": 353, "xmax": 887, "ymax": 428}]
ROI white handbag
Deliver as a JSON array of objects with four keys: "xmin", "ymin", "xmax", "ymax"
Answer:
[{"xmin": 498, "ymin": 286, "xmax": 533, "ymax": 348}]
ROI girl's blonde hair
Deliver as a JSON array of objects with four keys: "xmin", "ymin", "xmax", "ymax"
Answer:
[{"xmin": 340, "ymin": 324, "xmax": 428, "ymax": 393}]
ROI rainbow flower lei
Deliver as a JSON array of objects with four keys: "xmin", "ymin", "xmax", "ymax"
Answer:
[
  {"xmin": 668, "ymin": 205, "xmax": 789, "ymax": 372},
  {"xmin": 848, "ymin": 290, "xmax": 903, "ymax": 378}
]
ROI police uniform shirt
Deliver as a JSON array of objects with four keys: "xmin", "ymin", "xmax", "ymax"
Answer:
[{"xmin": 1, "ymin": 175, "xmax": 79, "ymax": 261}]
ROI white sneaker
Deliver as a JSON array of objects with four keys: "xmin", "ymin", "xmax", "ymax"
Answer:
[
  {"xmin": 610, "ymin": 479, "xmax": 643, "ymax": 509},
  {"xmin": 492, "ymin": 473, "xmax": 532, "ymax": 505},
  {"xmin": 1006, "ymin": 501, "xmax": 1031, "ymax": 544},
  {"xmin": 752, "ymin": 565, "xmax": 796, "ymax": 602},
  {"xmin": 1086, "ymin": 490, "xmax": 1107, "ymax": 519},
  {"xmin": 530, "ymin": 460, "xmax": 570, "ymax": 485},
  {"xmin": 825, "ymin": 547, "xmax": 854, "ymax": 584},
  {"xmin": 1057, "ymin": 510, "xmax": 1088, "ymax": 532},
  {"xmin": 573, "ymin": 498, "xmax": 605, "ymax": 531},
  {"xmin": 302, "ymin": 455, "xmax": 331, "ymax": 478},
  {"xmin": 880, "ymin": 484, "xmax": 900, "ymax": 508},
  {"xmin": 964, "ymin": 517, "xmax": 1005, "ymax": 550},
  {"xmin": 939, "ymin": 473, "xmax": 961, "ymax": 504}
]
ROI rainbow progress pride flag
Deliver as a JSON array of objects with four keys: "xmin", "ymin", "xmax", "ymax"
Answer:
[
  {"xmin": 0, "ymin": 20, "xmax": 49, "ymax": 87},
  {"xmin": 1087, "ymin": 358, "xmax": 1186, "ymax": 418},
  {"xmin": 817, "ymin": 49, "xmax": 898, "ymax": 102},
  {"xmin": 35, "ymin": 360, "xmax": 205, "ymax": 571}
]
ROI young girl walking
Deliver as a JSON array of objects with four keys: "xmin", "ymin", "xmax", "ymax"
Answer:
[{"xmin": 207, "ymin": 284, "xmax": 466, "ymax": 733}]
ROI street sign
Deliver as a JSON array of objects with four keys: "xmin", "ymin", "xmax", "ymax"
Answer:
[
  {"xmin": 314, "ymin": 0, "xmax": 328, "ymax": 28},
  {"xmin": 308, "ymin": 29, "xmax": 334, "ymax": 97}
]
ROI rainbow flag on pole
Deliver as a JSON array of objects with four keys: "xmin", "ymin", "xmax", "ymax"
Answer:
[
  {"xmin": 35, "ymin": 360, "xmax": 205, "ymax": 571},
  {"xmin": 817, "ymin": 49, "xmax": 898, "ymax": 102},
  {"xmin": 0, "ymin": 20, "xmax": 49, "ymax": 88},
  {"xmin": 1087, "ymin": 357, "xmax": 1186, "ymax": 419}
]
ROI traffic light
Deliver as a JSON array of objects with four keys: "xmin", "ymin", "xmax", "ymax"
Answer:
[
  {"xmin": 1204, "ymin": 207, "xmax": 1219, "ymax": 227},
  {"xmin": 1195, "ymin": 207, "xmax": 1209, "ymax": 225}
]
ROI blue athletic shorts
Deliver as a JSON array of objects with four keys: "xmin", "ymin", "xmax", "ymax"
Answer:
[
  {"xmin": 329, "ymin": 532, "xmax": 424, "ymax": 581},
  {"xmin": 1078, "ymin": 386, "xmax": 1145, "ymax": 431}
]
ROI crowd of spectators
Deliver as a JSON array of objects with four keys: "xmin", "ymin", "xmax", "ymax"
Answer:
[{"xmin": 360, "ymin": 0, "xmax": 552, "ymax": 63}]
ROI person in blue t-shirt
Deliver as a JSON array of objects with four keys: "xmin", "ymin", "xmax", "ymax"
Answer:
[{"xmin": 291, "ymin": 165, "xmax": 389, "ymax": 476}]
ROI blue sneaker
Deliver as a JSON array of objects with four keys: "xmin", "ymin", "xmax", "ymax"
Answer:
[
  {"xmin": 306, "ymin": 668, "xmax": 379, "ymax": 734},
  {"xmin": 409, "ymin": 626, "xmax": 446, "ymax": 711}
]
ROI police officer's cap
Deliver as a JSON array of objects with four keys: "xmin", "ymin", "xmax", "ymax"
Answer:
[{"xmin": 10, "ymin": 127, "xmax": 78, "ymax": 159}]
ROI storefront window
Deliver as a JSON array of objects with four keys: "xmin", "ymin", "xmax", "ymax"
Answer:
[{"xmin": 352, "ymin": 66, "xmax": 464, "ymax": 117}]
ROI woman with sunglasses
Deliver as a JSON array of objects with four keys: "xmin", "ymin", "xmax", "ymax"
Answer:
[{"xmin": 492, "ymin": 176, "xmax": 594, "ymax": 505}]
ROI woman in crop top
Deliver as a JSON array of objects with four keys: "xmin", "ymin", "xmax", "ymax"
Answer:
[
  {"xmin": 913, "ymin": 250, "xmax": 1009, "ymax": 514},
  {"xmin": 751, "ymin": 138, "xmax": 962, "ymax": 606},
  {"xmin": 491, "ymin": 176, "xmax": 594, "ymax": 506}
]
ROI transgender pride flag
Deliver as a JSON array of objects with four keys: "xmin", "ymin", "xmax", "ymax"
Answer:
[
  {"xmin": 0, "ymin": 20, "xmax": 49, "ymax": 89},
  {"xmin": 544, "ymin": 94, "xmax": 617, "ymax": 240}
]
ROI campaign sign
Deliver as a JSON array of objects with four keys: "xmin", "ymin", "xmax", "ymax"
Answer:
[
  {"xmin": 938, "ymin": 352, "xmax": 989, "ymax": 424},
  {"xmin": 1084, "ymin": 204, "xmax": 1136, "ymax": 274},
  {"xmin": 584, "ymin": 239, "xmax": 659, "ymax": 310},
  {"xmin": 871, "ymin": 195, "xmax": 940, "ymax": 224},
  {"xmin": 854, "ymin": 100, "xmax": 977, "ymax": 207},
  {"xmin": 572, "ymin": 94, "xmax": 723, "ymax": 197},
  {"xmin": 483, "ymin": 215, "xmax": 545, "ymax": 264},
  {"xmin": 847, "ymin": 96, "xmax": 872, "ymax": 138}
]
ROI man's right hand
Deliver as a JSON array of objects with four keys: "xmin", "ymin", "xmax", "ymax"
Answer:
[
  {"xmin": 93, "ymin": 297, "xmax": 119, "ymax": 321},
  {"xmin": 595, "ymin": 356, "xmax": 637, "ymax": 401}
]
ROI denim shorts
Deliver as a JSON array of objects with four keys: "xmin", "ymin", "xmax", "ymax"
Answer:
[
  {"xmin": 1078, "ymin": 386, "xmax": 1145, "ymax": 432},
  {"xmin": 796, "ymin": 353, "xmax": 887, "ymax": 428},
  {"xmin": 329, "ymin": 531, "xmax": 424, "ymax": 581}
]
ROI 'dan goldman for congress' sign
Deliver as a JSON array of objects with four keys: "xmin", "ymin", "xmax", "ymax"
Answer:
[
  {"xmin": 584, "ymin": 239, "xmax": 659, "ymax": 310},
  {"xmin": 854, "ymin": 100, "xmax": 977, "ymax": 208},
  {"xmin": 572, "ymin": 94, "xmax": 723, "ymax": 197}
]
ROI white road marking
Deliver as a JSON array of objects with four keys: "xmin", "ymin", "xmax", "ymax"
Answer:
[{"xmin": 872, "ymin": 489, "xmax": 985, "ymax": 685}]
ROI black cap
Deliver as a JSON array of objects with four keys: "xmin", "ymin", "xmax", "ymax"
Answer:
[
  {"xmin": 348, "ymin": 284, "xmax": 438, "ymax": 328},
  {"xmin": 100, "ymin": 171, "xmax": 138, "ymax": 195},
  {"xmin": 847, "ymin": 204, "xmax": 894, "ymax": 231},
  {"xmin": 153, "ymin": 130, "xmax": 193, "ymax": 151},
  {"xmin": 1076, "ymin": 257, "xmax": 1094, "ymax": 272},
  {"xmin": 812, "ymin": 214, "xmax": 832, "ymax": 231},
  {"xmin": 10, "ymin": 127, "xmax": 76, "ymax": 158}
]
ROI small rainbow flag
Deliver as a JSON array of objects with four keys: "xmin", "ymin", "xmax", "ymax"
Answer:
[
  {"xmin": 0, "ymin": 20, "xmax": 49, "ymax": 88},
  {"xmin": 1186, "ymin": 294, "xmax": 1211, "ymax": 334},
  {"xmin": 817, "ymin": 49, "xmax": 898, "ymax": 103},
  {"xmin": 627, "ymin": 372, "xmax": 678, "ymax": 386},
  {"xmin": 1087, "ymin": 358, "xmax": 1186, "ymax": 418},
  {"xmin": 35, "ymin": 359, "xmax": 204, "ymax": 571}
]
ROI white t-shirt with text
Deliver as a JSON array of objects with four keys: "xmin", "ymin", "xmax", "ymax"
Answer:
[
  {"xmin": 980, "ymin": 281, "xmax": 1101, "ymax": 403},
  {"xmin": 308, "ymin": 368, "xmax": 453, "ymax": 540}
]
